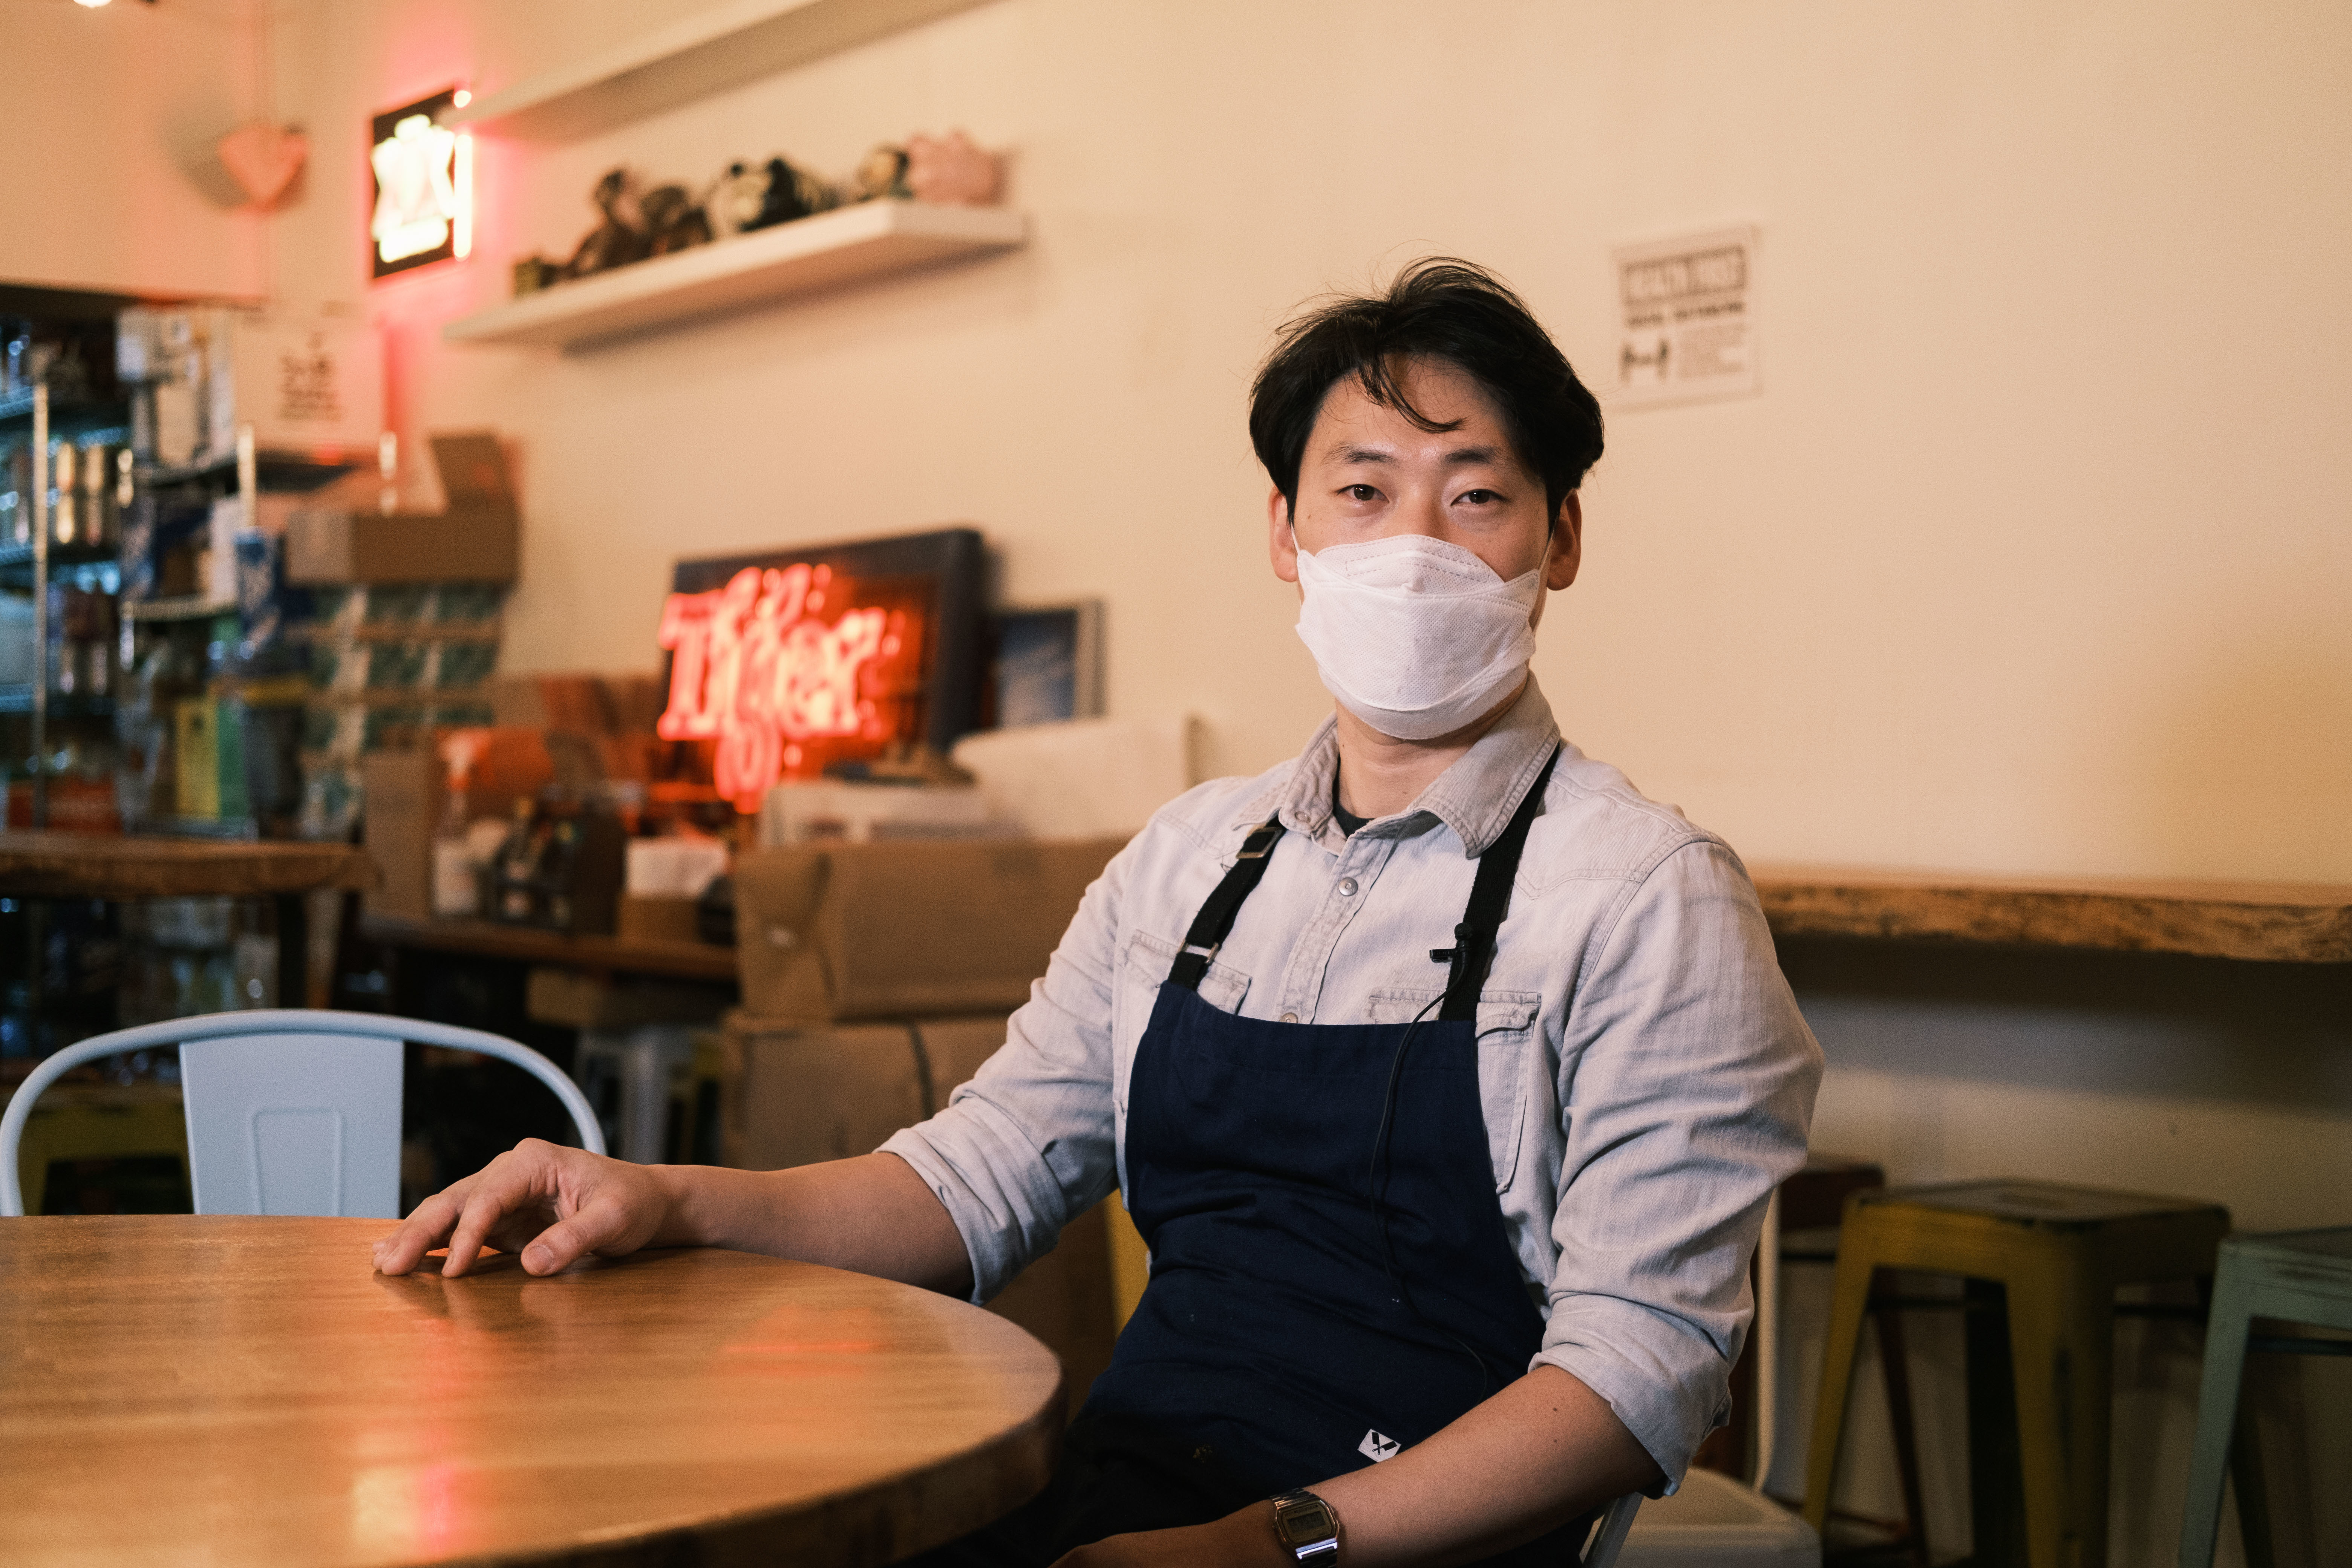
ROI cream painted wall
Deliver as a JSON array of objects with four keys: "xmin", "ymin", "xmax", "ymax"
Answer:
[
  {"xmin": 0, "ymin": 0, "xmax": 266, "ymax": 300},
  {"xmin": 262, "ymin": 0, "xmax": 2352, "ymax": 885}
]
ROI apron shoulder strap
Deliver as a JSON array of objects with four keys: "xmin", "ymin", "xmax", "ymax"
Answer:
[
  {"xmin": 1168, "ymin": 817, "xmax": 1286, "ymax": 990},
  {"xmin": 1439, "ymin": 745, "xmax": 1562, "ymax": 1021}
]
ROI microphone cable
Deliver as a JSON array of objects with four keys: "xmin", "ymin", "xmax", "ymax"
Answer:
[{"xmin": 1364, "ymin": 988, "xmax": 1497, "ymax": 1404}]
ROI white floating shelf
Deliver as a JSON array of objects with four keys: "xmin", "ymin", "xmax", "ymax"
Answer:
[
  {"xmin": 447, "ymin": 0, "xmax": 998, "ymax": 141},
  {"xmin": 441, "ymin": 201, "xmax": 1027, "ymax": 351}
]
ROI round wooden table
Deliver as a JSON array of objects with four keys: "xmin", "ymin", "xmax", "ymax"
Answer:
[{"xmin": 0, "ymin": 1216, "xmax": 1063, "ymax": 1566}]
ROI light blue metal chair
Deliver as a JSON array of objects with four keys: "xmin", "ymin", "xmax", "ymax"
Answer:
[
  {"xmin": 1618, "ymin": 1188, "xmax": 1820, "ymax": 1567},
  {"xmin": 1, "ymin": 1009, "xmax": 602, "ymax": 1218},
  {"xmin": 1583, "ymin": 1494, "xmax": 1643, "ymax": 1566},
  {"xmin": 2177, "ymin": 1226, "xmax": 2352, "ymax": 1568}
]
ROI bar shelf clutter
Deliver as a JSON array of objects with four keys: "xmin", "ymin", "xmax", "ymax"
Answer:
[{"xmin": 443, "ymin": 200, "xmax": 1027, "ymax": 351}]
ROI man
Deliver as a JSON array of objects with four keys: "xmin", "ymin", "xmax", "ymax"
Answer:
[{"xmin": 377, "ymin": 260, "xmax": 1821, "ymax": 1568}]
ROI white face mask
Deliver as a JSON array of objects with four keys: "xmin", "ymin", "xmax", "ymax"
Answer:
[{"xmin": 1293, "ymin": 534, "xmax": 1543, "ymax": 740}]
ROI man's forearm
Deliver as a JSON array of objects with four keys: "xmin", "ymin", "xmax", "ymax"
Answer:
[
  {"xmin": 651, "ymin": 1151, "xmax": 975, "ymax": 1297},
  {"xmin": 1305, "ymin": 1364, "xmax": 1661, "ymax": 1567}
]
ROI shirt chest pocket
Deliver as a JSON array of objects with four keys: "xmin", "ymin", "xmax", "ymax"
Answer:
[
  {"xmin": 1366, "ymin": 987, "xmax": 1541, "ymax": 1192},
  {"xmin": 1114, "ymin": 932, "xmax": 1252, "ymax": 1102}
]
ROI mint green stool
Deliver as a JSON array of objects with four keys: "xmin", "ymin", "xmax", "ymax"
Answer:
[{"xmin": 2178, "ymin": 1227, "xmax": 2352, "ymax": 1568}]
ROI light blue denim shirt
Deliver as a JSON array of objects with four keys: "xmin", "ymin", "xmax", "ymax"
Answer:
[{"xmin": 882, "ymin": 677, "xmax": 1822, "ymax": 1484}]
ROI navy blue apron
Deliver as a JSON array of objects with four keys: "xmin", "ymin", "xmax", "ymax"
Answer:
[{"xmin": 1078, "ymin": 748, "xmax": 1581, "ymax": 1563}]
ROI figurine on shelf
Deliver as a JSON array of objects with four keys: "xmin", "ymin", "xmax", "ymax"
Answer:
[
  {"xmin": 851, "ymin": 144, "xmax": 911, "ymax": 203},
  {"xmin": 563, "ymin": 168, "xmax": 649, "ymax": 279},
  {"xmin": 752, "ymin": 156, "xmax": 839, "ymax": 231},
  {"xmin": 640, "ymin": 184, "xmax": 713, "ymax": 257},
  {"xmin": 905, "ymin": 130, "xmax": 1003, "ymax": 206},
  {"xmin": 706, "ymin": 161, "xmax": 770, "ymax": 238},
  {"xmin": 511, "ymin": 256, "xmax": 563, "ymax": 296}
]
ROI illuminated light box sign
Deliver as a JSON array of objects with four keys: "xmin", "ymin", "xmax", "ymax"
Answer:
[
  {"xmin": 659, "ymin": 529, "xmax": 985, "ymax": 812},
  {"xmin": 370, "ymin": 87, "xmax": 472, "ymax": 279}
]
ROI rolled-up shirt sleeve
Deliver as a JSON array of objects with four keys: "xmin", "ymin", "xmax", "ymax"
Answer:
[
  {"xmin": 1530, "ymin": 839, "xmax": 1822, "ymax": 1488},
  {"xmin": 880, "ymin": 838, "xmax": 1132, "ymax": 1303}
]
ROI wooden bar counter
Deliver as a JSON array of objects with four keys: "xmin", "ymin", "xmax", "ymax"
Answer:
[
  {"xmin": 0, "ymin": 832, "xmax": 379, "ymax": 1004},
  {"xmin": 1749, "ymin": 866, "xmax": 2352, "ymax": 964},
  {"xmin": 0, "ymin": 831, "xmax": 375, "ymax": 901},
  {"xmin": 356, "ymin": 910, "xmax": 739, "ymax": 983}
]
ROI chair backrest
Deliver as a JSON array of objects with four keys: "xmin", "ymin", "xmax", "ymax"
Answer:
[
  {"xmin": 1583, "ymin": 1493, "xmax": 1643, "ymax": 1567},
  {"xmin": 1, "ymin": 1009, "xmax": 604, "ymax": 1218}
]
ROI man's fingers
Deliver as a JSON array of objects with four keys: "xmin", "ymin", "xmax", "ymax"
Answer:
[
  {"xmin": 518, "ymin": 1191, "xmax": 637, "ymax": 1276},
  {"xmin": 372, "ymin": 1141, "xmax": 651, "ymax": 1281},
  {"xmin": 439, "ymin": 1159, "xmax": 555, "ymax": 1277},
  {"xmin": 372, "ymin": 1182, "xmax": 472, "ymax": 1276}
]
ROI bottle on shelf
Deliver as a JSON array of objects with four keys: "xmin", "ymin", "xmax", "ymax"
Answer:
[
  {"xmin": 48, "ymin": 441, "xmax": 78, "ymax": 548},
  {"xmin": 540, "ymin": 819, "xmax": 579, "ymax": 930},
  {"xmin": 77, "ymin": 441, "xmax": 117, "ymax": 549},
  {"xmin": 429, "ymin": 755, "xmax": 476, "ymax": 918},
  {"xmin": 489, "ymin": 798, "xmax": 538, "ymax": 922},
  {"xmin": 3, "ymin": 443, "xmax": 27, "ymax": 545}
]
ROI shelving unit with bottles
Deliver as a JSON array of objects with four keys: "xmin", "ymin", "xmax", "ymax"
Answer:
[
  {"xmin": 1, "ymin": 299, "xmax": 136, "ymax": 1064},
  {"xmin": 0, "ymin": 297, "xmax": 371, "ymax": 1078}
]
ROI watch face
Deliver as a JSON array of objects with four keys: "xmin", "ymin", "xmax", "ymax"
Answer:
[{"xmin": 1274, "ymin": 1494, "xmax": 1337, "ymax": 1545}]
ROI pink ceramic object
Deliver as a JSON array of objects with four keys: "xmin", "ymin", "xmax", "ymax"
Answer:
[
  {"xmin": 217, "ymin": 121, "xmax": 309, "ymax": 209},
  {"xmin": 904, "ymin": 130, "xmax": 1002, "ymax": 207}
]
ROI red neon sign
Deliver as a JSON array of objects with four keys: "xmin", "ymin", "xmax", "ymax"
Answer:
[{"xmin": 657, "ymin": 564, "xmax": 913, "ymax": 810}]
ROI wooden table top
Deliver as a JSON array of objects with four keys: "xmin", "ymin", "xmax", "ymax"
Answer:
[
  {"xmin": 1749, "ymin": 864, "xmax": 2352, "ymax": 963},
  {"xmin": 0, "ymin": 1216, "xmax": 1062, "ymax": 1568},
  {"xmin": 357, "ymin": 912, "xmax": 741, "ymax": 983},
  {"xmin": 0, "ymin": 832, "xmax": 378, "ymax": 900}
]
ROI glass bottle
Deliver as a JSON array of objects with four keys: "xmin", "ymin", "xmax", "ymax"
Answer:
[
  {"xmin": 540, "ymin": 819, "xmax": 578, "ymax": 930},
  {"xmin": 492, "ymin": 799, "xmax": 537, "ymax": 922},
  {"xmin": 430, "ymin": 763, "xmax": 475, "ymax": 918},
  {"xmin": 48, "ymin": 441, "xmax": 77, "ymax": 548}
]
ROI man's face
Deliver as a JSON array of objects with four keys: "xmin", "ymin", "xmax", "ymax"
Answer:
[{"xmin": 1268, "ymin": 354, "xmax": 1581, "ymax": 619}]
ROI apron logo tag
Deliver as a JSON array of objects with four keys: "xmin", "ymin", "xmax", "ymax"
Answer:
[{"xmin": 1358, "ymin": 1430, "xmax": 1401, "ymax": 1463}]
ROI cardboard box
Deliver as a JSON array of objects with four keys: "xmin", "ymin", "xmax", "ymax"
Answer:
[
  {"xmin": 732, "ymin": 836, "xmax": 1127, "ymax": 1022},
  {"xmin": 617, "ymin": 894, "xmax": 704, "ymax": 945},
  {"xmin": 717, "ymin": 1012, "xmax": 1011, "ymax": 1170},
  {"xmin": 717, "ymin": 1009, "xmax": 1115, "ymax": 1416},
  {"xmin": 119, "ymin": 306, "xmax": 384, "ymax": 466},
  {"xmin": 361, "ymin": 735, "xmax": 558, "ymax": 922},
  {"xmin": 287, "ymin": 433, "xmax": 519, "ymax": 585},
  {"xmin": 218, "ymin": 309, "xmax": 385, "ymax": 460},
  {"xmin": 524, "ymin": 967, "xmax": 729, "ymax": 1031},
  {"xmin": 361, "ymin": 750, "xmax": 436, "ymax": 921}
]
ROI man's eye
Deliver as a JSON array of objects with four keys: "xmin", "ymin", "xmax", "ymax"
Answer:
[
  {"xmin": 1457, "ymin": 489, "xmax": 1501, "ymax": 505},
  {"xmin": 1344, "ymin": 484, "xmax": 1381, "ymax": 502}
]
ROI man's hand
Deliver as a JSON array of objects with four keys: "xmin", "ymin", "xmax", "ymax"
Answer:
[
  {"xmin": 1051, "ymin": 1507, "xmax": 1287, "ymax": 1568},
  {"xmin": 373, "ymin": 1138, "xmax": 676, "ymax": 1279}
]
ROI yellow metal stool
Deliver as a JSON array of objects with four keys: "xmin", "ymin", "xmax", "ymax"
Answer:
[{"xmin": 1802, "ymin": 1180, "xmax": 2228, "ymax": 1568}]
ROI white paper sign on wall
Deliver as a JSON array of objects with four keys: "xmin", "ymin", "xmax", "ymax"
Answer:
[{"xmin": 1610, "ymin": 225, "xmax": 1758, "ymax": 408}]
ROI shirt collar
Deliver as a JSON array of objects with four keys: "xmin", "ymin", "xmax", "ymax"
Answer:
[{"xmin": 1231, "ymin": 677, "xmax": 1563, "ymax": 858}]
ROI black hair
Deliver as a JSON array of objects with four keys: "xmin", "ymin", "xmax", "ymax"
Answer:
[{"xmin": 1248, "ymin": 258, "xmax": 1603, "ymax": 519}]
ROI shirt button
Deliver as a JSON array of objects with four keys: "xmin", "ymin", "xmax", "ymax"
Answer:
[
  {"xmin": 1280, "ymin": 1012, "xmax": 1298, "ymax": 1023},
  {"xmin": 1337, "ymin": 877, "xmax": 1359, "ymax": 897}
]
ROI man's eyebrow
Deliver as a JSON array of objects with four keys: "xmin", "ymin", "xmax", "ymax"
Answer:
[{"xmin": 1326, "ymin": 444, "xmax": 1507, "ymax": 466}]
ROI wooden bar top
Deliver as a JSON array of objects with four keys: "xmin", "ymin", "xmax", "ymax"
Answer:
[
  {"xmin": 359, "ymin": 911, "xmax": 740, "ymax": 982},
  {"xmin": 0, "ymin": 1215, "xmax": 1061, "ymax": 1567},
  {"xmin": 0, "ymin": 832, "xmax": 377, "ymax": 900},
  {"xmin": 1750, "ymin": 865, "xmax": 2352, "ymax": 964}
]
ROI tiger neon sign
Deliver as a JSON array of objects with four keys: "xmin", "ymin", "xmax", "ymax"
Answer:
[{"xmin": 656, "ymin": 563, "xmax": 908, "ymax": 810}]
